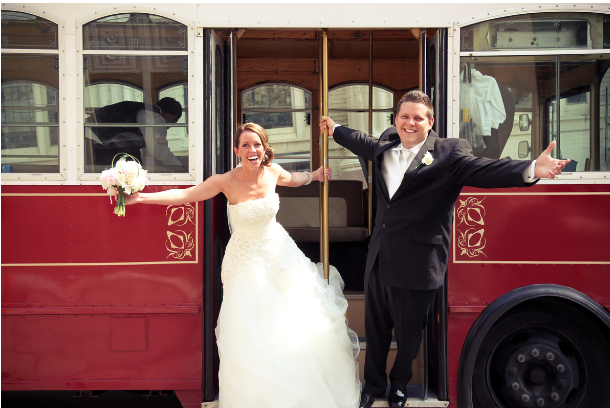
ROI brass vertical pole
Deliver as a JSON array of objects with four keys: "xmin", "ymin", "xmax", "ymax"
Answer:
[
  {"xmin": 419, "ymin": 30, "xmax": 424, "ymax": 91},
  {"xmin": 368, "ymin": 31, "xmax": 374, "ymax": 235},
  {"xmin": 322, "ymin": 29, "xmax": 330, "ymax": 281},
  {"xmin": 318, "ymin": 33, "xmax": 324, "ymax": 263}
]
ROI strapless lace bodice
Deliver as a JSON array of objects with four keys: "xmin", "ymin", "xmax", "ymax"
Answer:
[
  {"xmin": 227, "ymin": 193, "xmax": 280, "ymax": 238},
  {"xmin": 222, "ymin": 193, "xmax": 293, "ymax": 289}
]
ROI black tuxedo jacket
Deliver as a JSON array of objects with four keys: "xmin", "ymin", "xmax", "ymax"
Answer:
[{"xmin": 333, "ymin": 125, "xmax": 536, "ymax": 290}]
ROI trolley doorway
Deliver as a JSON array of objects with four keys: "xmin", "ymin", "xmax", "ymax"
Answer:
[{"xmin": 212, "ymin": 27, "xmax": 449, "ymax": 405}]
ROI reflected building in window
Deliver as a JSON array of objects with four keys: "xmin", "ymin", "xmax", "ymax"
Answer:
[
  {"xmin": 1, "ymin": 11, "xmax": 60, "ymax": 173},
  {"xmin": 242, "ymin": 84, "xmax": 312, "ymax": 172},
  {"xmin": 329, "ymin": 84, "xmax": 394, "ymax": 184},
  {"xmin": 460, "ymin": 12, "xmax": 610, "ymax": 172},
  {"xmin": 82, "ymin": 13, "xmax": 189, "ymax": 174}
]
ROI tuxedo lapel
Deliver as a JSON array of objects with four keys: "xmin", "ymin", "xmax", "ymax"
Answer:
[
  {"xmin": 375, "ymin": 138, "xmax": 400, "ymax": 202},
  {"xmin": 391, "ymin": 132, "xmax": 437, "ymax": 200}
]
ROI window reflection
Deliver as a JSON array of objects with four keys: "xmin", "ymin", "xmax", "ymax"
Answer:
[
  {"xmin": 556, "ymin": 55, "xmax": 610, "ymax": 171},
  {"xmin": 242, "ymin": 84, "xmax": 312, "ymax": 172},
  {"xmin": 84, "ymin": 14, "xmax": 187, "ymax": 51},
  {"xmin": 328, "ymin": 84, "xmax": 394, "ymax": 183},
  {"xmin": 1, "ymin": 54, "xmax": 60, "ymax": 173},
  {"xmin": 83, "ymin": 55, "xmax": 188, "ymax": 173},
  {"xmin": 159, "ymin": 84, "xmax": 188, "ymax": 161},
  {"xmin": 458, "ymin": 54, "xmax": 610, "ymax": 171},
  {"xmin": 1, "ymin": 11, "xmax": 58, "ymax": 50},
  {"xmin": 462, "ymin": 13, "xmax": 607, "ymax": 52},
  {"xmin": 601, "ymin": 71, "xmax": 610, "ymax": 171}
]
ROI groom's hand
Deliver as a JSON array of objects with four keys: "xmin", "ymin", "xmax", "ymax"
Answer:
[
  {"xmin": 534, "ymin": 141, "xmax": 571, "ymax": 179},
  {"xmin": 320, "ymin": 116, "xmax": 336, "ymax": 136}
]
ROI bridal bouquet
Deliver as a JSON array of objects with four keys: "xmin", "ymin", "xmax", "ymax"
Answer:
[{"xmin": 100, "ymin": 153, "xmax": 148, "ymax": 217}]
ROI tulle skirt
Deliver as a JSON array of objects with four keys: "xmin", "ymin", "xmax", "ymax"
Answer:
[{"xmin": 216, "ymin": 251, "xmax": 360, "ymax": 408}]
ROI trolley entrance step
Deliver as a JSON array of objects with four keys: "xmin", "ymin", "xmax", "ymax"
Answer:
[
  {"xmin": 369, "ymin": 385, "xmax": 448, "ymax": 407},
  {"xmin": 200, "ymin": 385, "xmax": 449, "ymax": 408}
]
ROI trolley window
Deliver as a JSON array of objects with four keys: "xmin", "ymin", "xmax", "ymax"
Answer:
[
  {"xmin": 328, "ymin": 84, "xmax": 394, "ymax": 183},
  {"xmin": 82, "ymin": 13, "xmax": 189, "ymax": 174},
  {"xmin": 461, "ymin": 12, "xmax": 608, "ymax": 52},
  {"xmin": 460, "ymin": 13, "xmax": 610, "ymax": 172},
  {"xmin": 242, "ymin": 84, "xmax": 312, "ymax": 172},
  {"xmin": 1, "ymin": 11, "xmax": 60, "ymax": 174}
]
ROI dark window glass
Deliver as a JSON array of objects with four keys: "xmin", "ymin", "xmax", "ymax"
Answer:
[
  {"xmin": 242, "ymin": 85, "xmax": 309, "ymax": 109},
  {"xmin": 463, "ymin": 13, "xmax": 606, "ymax": 52},
  {"xmin": 458, "ymin": 54, "xmax": 610, "ymax": 172},
  {"xmin": 84, "ymin": 14, "xmax": 187, "ymax": 51},
  {"xmin": 244, "ymin": 112, "xmax": 293, "ymax": 129},
  {"xmin": 83, "ymin": 55, "xmax": 188, "ymax": 173},
  {"xmin": 1, "ymin": 11, "xmax": 58, "ymax": 50},
  {"xmin": 1, "ymin": 54, "xmax": 60, "ymax": 173}
]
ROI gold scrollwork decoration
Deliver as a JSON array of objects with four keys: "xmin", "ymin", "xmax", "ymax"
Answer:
[
  {"xmin": 456, "ymin": 197, "xmax": 487, "ymax": 258},
  {"xmin": 165, "ymin": 203, "xmax": 196, "ymax": 259},
  {"xmin": 457, "ymin": 228, "xmax": 487, "ymax": 258},
  {"xmin": 166, "ymin": 230, "xmax": 194, "ymax": 259},
  {"xmin": 457, "ymin": 197, "xmax": 486, "ymax": 227},
  {"xmin": 166, "ymin": 203, "xmax": 195, "ymax": 227}
]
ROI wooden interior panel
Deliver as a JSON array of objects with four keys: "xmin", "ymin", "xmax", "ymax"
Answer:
[{"xmin": 235, "ymin": 28, "xmax": 427, "ymax": 170}]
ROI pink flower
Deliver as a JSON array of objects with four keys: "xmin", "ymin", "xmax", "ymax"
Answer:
[{"xmin": 100, "ymin": 169, "xmax": 118, "ymax": 190}]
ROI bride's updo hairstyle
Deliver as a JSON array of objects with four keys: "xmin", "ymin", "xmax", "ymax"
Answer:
[{"xmin": 233, "ymin": 122, "xmax": 275, "ymax": 167}]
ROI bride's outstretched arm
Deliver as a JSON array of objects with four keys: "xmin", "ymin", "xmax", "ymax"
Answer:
[
  {"xmin": 276, "ymin": 165, "xmax": 332, "ymax": 187},
  {"xmin": 122, "ymin": 174, "xmax": 225, "ymax": 206}
]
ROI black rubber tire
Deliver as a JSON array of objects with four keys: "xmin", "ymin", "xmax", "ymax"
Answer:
[{"xmin": 472, "ymin": 298, "xmax": 610, "ymax": 408}]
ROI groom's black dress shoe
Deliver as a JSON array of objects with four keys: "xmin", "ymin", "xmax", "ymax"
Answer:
[
  {"xmin": 358, "ymin": 391, "xmax": 377, "ymax": 408},
  {"xmin": 388, "ymin": 388, "xmax": 408, "ymax": 408}
]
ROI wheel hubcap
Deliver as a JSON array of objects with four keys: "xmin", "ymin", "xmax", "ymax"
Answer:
[{"xmin": 490, "ymin": 330, "xmax": 584, "ymax": 408}]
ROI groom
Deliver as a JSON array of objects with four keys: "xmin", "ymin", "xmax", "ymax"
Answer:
[{"xmin": 320, "ymin": 91, "xmax": 569, "ymax": 408}]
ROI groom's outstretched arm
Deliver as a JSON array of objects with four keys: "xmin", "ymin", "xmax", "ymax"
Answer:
[{"xmin": 320, "ymin": 116, "xmax": 377, "ymax": 161}]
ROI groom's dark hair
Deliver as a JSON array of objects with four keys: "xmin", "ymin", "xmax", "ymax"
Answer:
[{"xmin": 395, "ymin": 90, "xmax": 434, "ymax": 119}]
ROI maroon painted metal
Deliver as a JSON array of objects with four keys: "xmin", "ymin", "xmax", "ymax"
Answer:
[
  {"xmin": 1, "ymin": 185, "xmax": 204, "ymax": 405},
  {"xmin": 3, "ymin": 182, "xmax": 609, "ymax": 408},
  {"xmin": 446, "ymin": 183, "xmax": 610, "ymax": 407}
]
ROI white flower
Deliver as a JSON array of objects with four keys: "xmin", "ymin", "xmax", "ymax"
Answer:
[
  {"xmin": 422, "ymin": 152, "xmax": 434, "ymax": 166},
  {"xmin": 100, "ymin": 153, "xmax": 147, "ymax": 217},
  {"xmin": 131, "ymin": 175, "xmax": 147, "ymax": 193}
]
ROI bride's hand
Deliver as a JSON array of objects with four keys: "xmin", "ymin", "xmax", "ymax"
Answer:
[
  {"xmin": 312, "ymin": 166, "xmax": 332, "ymax": 182},
  {"xmin": 108, "ymin": 187, "xmax": 140, "ymax": 205},
  {"xmin": 124, "ymin": 192, "xmax": 140, "ymax": 205}
]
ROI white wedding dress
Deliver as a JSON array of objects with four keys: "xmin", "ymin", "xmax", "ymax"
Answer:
[{"xmin": 216, "ymin": 193, "xmax": 361, "ymax": 408}]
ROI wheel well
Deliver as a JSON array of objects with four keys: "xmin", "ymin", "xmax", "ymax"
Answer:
[
  {"xmin": 457, "ymin": 284, "xmax": 610, "ymax": 408},
  {"xmin": 503, "ymin": 296, "xmax": 610, "ymax": 334}
]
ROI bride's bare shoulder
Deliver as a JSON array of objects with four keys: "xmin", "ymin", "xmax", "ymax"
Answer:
[
  {"xmin": 268, "ymin": 163, "xmax": 285, "ymax": 175},
  {"xmin": 204, "ymin": 171, "xmax": 235, "ymax": 188}
]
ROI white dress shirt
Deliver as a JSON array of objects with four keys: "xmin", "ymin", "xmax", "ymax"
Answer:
[{"xmin": 383, "ymin": 139, "xmax": 427, "ymax": 198}]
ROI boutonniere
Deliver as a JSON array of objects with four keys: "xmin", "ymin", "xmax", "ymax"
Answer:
[{"xmin": 415, "ymin": 152, "xmax": 434, "ymax": 170}]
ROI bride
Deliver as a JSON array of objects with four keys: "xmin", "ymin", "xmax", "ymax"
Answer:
[{"xmin": 124, "ymin": 123, "xmax": 361, "ymax": 408}]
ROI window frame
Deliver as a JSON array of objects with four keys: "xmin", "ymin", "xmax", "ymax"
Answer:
[
  {"xmin": 456, "ymin": 7, "xmax": 610, "ymax": 182},
  {"xmin": 1, "ymin": 5, "xmax": 66, "ymax": 184},
  {"xmin": 76, "ymin": 6, "xmax": 196, "ymax": 184}
]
